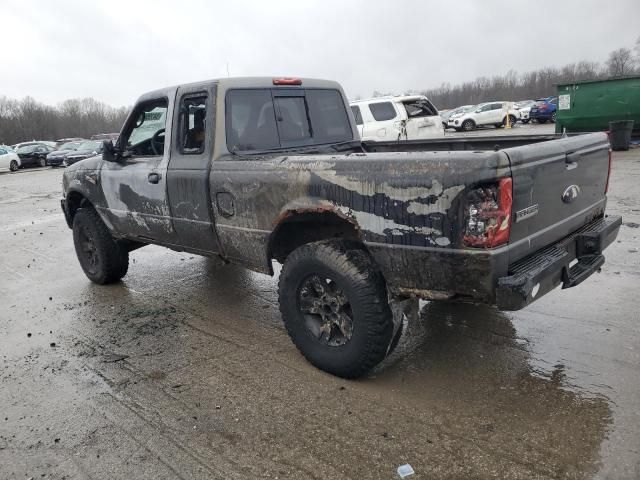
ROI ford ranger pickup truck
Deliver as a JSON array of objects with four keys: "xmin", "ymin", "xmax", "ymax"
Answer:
[{"xmin": 60, "ymin": 77, "xmax": 621, "ymax": 378}]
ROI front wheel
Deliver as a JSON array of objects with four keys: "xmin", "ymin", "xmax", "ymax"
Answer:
[
  {"xmin": 278, "ymin": 240, "xmax": 394, "ymax": 378},
  {"xmin": 39, "ymin": 158, "xmax": 46, "ymax": 167},
  {"xmin": 461, "ymin": 119, "xmax": 475, "ymax": 132},
  {"xmin": 9, "ymin": 160, "xmax": 19, "ymax": 171},
  {"xmin": 522, "ymin": 119, "xmax": 530, "ymax": 124},
  {"xmin": 538, "ymin": 119, "xmax": 547, "ymax": 124},
  {"xmin": 551, "ymin": 112, "xmax": 556, "ymax": 123},
  {"xmin": 73, "ymin": 208, "xmax": 129, "ymax": 284}
]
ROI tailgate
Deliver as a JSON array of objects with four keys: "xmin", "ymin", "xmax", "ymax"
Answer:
[{"xmin": 504, "ymin": 132, "xmax": 610, "ymax": 264}]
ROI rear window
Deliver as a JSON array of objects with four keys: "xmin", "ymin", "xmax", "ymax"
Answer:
[
  {"xmin": 226, "ymin": 88, "xmax": 352, "ymax": 152},
  {"xmin": 368, "ymin": 102, "xmax": 397, "ymax": 121}
]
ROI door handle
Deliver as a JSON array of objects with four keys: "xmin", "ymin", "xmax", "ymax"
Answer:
[{"xmin": 148, "ymin": 172, "xmax": 161, "ymax": 184}]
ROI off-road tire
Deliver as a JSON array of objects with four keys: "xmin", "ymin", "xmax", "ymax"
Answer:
[
  {"xmin": 73, "ymin": 207, "xmax": 129, "ymax": 284},
  {"xmin": 278, "ymin": 240, "xmax": 394, "ymax": 378},
  {"xmin": 9, "ymin": 160, "xmax": 18, "ymax": 171},
  {"xmin": 461, "ymin": 119, "xmax": 475, "ymax": 132}
]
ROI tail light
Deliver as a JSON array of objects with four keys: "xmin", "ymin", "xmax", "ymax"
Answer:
[
  {"xmin": 463, "ymin": 178, "xmax": 513, "ymax": 248},
  {"xmin": 605, "ymin": 147, "xmax": 612, "ymax": 194},
  {"xmin": 539, "ymin": 104, "xmax": 548, "ymax": 111}
]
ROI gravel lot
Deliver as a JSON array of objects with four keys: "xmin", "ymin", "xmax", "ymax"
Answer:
[{"xmin": 1, "ymin": 125, "xmax": 638, "ymax": 479}]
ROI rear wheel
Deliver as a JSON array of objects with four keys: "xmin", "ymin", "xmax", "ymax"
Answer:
[
  {"xmin": 73, "ymin": 208, "xmax": 129, "ymax": 284},
  {"xmin": 278, "ymin": 240, "xmax": 394, "ymax": 378},
  {"xmin": 461, "ymin": 119, "xmax": 475, "ymax": 132},
  {"xmin": 9, "ymin": 160, "xmax": 18, "ymax": 171}
]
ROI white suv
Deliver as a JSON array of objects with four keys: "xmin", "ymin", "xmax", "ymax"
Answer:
[
  {"xmin": 350, "ymin": 95, "xmax": 444, "ymax": 142},
  {"xmin": 447, "ymin": 101, "xmax": 518, "ymax": 132}
]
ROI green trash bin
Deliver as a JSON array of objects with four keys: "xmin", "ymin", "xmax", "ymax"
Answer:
[{"xmin": 609, "ymin": 120, "xmax": 635, "ymax": 151}]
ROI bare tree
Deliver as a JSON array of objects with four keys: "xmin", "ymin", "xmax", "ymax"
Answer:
[{"xmin": 606, "ymin": 47, "xmax": 635, "ymax": 77}]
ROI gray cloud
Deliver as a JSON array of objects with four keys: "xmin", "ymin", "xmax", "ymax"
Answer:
[{"xmin": 2, "ymin": 0, "xmax": 638, "ymax": 106}]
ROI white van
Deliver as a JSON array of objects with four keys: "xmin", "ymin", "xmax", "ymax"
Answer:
[{"xmin": 350, "ymin": 95, "xmax": 444, "ymax": 142}]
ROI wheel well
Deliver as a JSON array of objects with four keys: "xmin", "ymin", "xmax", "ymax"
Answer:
[
  {"xmin": 65, "ymin": 191, "xmax": 92, "ymax": 224},
  {"xmin": 462, "ymin": 118, "xmax": 475, "ymax": 126},
  {"xmin": 268, "ymin": 211, "xmax": 362, "ymax": 264}
]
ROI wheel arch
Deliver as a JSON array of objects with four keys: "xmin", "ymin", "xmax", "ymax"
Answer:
[{"xmin": 267, "ymin": 206, "xmax": 364, "ymax": 265}]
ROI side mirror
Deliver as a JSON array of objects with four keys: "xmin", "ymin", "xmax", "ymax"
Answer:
[{"xmin": 102, "ymin": 140, "xmax": 119, "ymax": 162}]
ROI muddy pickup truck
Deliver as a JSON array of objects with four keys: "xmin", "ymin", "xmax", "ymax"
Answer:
[{"xmin": 61, "ymin": 77, "xmax": 621, "ymax": 378}]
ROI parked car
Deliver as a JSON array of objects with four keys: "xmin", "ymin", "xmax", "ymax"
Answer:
[
  {"xmin": 15, "ymin": 143, "xmax": 55, "ymax": 168},
  {"xmin": 0, "ymin": 146, "xmax": 20, "ymax": 172},
  {"xmin": 350, "ymin": 95, "xmax": 444, "ymax": 141},
  {"xmin": 529, "ymin": 96, "xmax": 558, "ymax": 123},
  {"xmin": 61, "ymin": 76, "xmax": 619, "ymax": 379},
  {"xmin": 63, "ymin": 140, "xmax": 105, "ymax": 166},
  {"xmin": 441, "ymin": 105, "xmax": 475, "ymax": 128},
  {"xmin": 447, "ymin": 101, "xmax": 518, "ymax": 131},
  {"xmin": 513, "ymin": 100, "xmax": 536, "ymax": 123},
  {"xmin": 47, "ymin": 140, "xmax": 84, "ymax": 167},
  {"xmin": 55, "ymin": 137, "xmax": 85, "ymax": 148}
]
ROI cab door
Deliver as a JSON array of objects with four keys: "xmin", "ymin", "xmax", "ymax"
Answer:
[
  {"xmin": 166, "ymin": 83, "xmax": 220, "ymax": 253},
  {"xmin": 100, "ymin": 95, "xmax": 177, "ymax": 244}
]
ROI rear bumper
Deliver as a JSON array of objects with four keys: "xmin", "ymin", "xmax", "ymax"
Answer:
[{"xmin": 496, "ymin": 215, "xmax": 621, "ymax": 310}]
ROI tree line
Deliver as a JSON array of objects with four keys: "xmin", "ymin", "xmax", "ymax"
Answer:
[
  {"xmin": 0, "ymin": 96, "xmax": 129, "ymax": 146},
  {"xmin": 372, "ymin": 38, "xmax": 640, "ymax": 109}
]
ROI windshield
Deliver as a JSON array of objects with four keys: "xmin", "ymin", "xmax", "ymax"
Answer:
[
  {"xmin": 60, "ymin": 141, "xmax": 82, "ymax": 150},
  {"xmin": 76, "ymin": 141, "xmax": 102, "ymax": 151},
  {"xmin": 226, "ymin": 88, "xmax": 353, "ymax": 153}
]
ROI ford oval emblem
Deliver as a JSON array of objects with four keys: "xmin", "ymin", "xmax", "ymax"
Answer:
[{"xmin": 562, "ymin": 185, "xmax": 581, "ymax": 203}]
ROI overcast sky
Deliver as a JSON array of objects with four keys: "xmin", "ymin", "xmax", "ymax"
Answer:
[{"xmin": 2, "ymin": 0, "xmax": 638, "ymax": 107}]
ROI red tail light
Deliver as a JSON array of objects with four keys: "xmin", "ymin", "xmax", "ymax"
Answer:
[
  {"xmin": 605, "ymin": 147, "xmax": 612, "ymax": 194},
  {"xmin": 539, "ymin": 104, "xmax": 548, "ymax": 110},
  {"xmin": 273, "ymin": 77, "xmax": 302, "ymax": 85},
  {"xmin": 463, "ymin": 178, "xmax": 513, "ymax": 248}
]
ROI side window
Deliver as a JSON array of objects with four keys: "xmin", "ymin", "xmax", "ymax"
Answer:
[
  {"xmin": 550, "ymin": 98, "xmax": 558, "ymax": 105},
  {"xmin": 122, "ymin": 98, "xmax": 168, "ymax": 156},
  {"xmin": 351, "ymin": 105, "xmax": 363, "ymax": 125},
  {"xmin": 178, "ymin": 95, "xmax": 207, "ymax": 154},
  {"xmin": 368, "ymin": 102, "xmax": 397, "ymax": 121},
  {"xmin": 403, "ymin": 99, "xmax": 438, "ymax": 118},
  {"xmin": 491, "ymin": 103, "xmax": 503, "ymax": 111},
  {"xmin": 0, "ymin": 148, "xmax": 6, "ymax": 155}
]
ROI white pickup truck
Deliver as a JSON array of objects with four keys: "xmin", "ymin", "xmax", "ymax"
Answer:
[
  {"xmin": 350, "ymin": 95, "xmax": 444, "ymax": 142},
  {"xmin": 448, "ymin": 101, "xmax": 519, "ymax": 132}
]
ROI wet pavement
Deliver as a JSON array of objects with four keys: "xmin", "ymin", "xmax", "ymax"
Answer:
[{"xmin": 0, "ymin": 142, "xmax": 639, "ymax": 479}]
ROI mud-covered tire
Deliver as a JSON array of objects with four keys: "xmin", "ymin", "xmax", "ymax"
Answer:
[
  {"xmin": 9, "ymin": 160, "xmax": 19, "ymax": 171},
  {"xmin": 278, "ymin": 240, "xmax": 394, "ymax": 378},
  {"xmin": 72, "ymin": 207, "xmax": 129, "ymax": 284}
]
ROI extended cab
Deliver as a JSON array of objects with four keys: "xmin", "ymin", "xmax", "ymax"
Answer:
[{"xmin": 61, "ymin": 77, "xmax": 621, "ymax": 378}]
